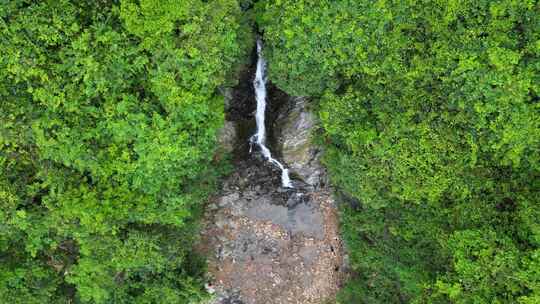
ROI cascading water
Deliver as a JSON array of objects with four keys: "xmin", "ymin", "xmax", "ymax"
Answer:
[{"xmin": 250, "ymin": 39, "xmax": 293, "ymax": 188}]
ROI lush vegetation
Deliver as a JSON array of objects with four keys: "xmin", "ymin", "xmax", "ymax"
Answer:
[
  {"xmin": 0, "ymin": 0, "xmax": 250, "ymax": 303},
  {"xmin": 2, "ymin": 0, "xmax": 539, "ymax": 303},
  {"xmin": 257, "ymin": 0, "xmax": 540, "ymax": 303}
]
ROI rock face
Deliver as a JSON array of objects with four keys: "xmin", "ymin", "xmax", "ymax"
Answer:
[
  {"xmin": 275, "ymin": 97, "xmax": 325, "ymax": 187},
  {"xmin": 217, "ymin": 120, "xmax": 238, "ymax": 154}
]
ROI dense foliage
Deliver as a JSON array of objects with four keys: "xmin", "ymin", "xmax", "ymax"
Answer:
[
  {"xmin": 258, "ymin": 0, "xmax": 540, "ymax": 303},
  {"xmin": 2, "ymin": 0, "xmax": 539, "ymax": 303},
  {"xmin": 0, "ymin": 0, "xmax": 250, "ymax": 303}
]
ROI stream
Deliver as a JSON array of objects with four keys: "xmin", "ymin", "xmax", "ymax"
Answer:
[{"xmin": 250, "ymin": 38, "xmax": 292, "ymax": 188}]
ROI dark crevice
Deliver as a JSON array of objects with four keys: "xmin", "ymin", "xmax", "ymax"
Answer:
[{"xmin": 225, "ymin": 43, "xmax": 291, "ymax": 166}]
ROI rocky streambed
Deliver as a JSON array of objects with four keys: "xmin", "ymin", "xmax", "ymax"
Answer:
[{"xmin": 198, "ymin": 59, "xmax": 346, "ymax": 304}]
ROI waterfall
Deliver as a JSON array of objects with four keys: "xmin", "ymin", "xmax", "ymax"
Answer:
[{"xmin": 250, "ymin": 39, "xmax": 293, "ymax": 188}]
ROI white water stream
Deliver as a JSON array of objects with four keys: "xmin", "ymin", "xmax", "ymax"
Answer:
[{"xmin": 250, "ymin": 39, "xmax": 293, "ymax": 188}]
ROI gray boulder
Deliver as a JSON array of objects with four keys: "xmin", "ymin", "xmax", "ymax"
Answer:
[{"xmin": 217, "ymin": 120, "xmax": 237, "ymax": 153}]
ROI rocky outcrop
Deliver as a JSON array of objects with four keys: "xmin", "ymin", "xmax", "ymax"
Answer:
[
  {"xmin": 217, "ymin": 120, "xmax": 238, "ymax": 154},
  {"xmin": 275, "ymin": 97, "xmax": 326, "ymax": 187}
]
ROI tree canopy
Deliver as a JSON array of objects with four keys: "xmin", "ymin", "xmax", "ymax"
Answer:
[
  {"xmin": 2, "ymin": 0, "xmax": 539, "ymax": 303},
  {"xmin": 258, "ymin": 0, "xmax": 540, "ymax": 303},
  {"xmin": 1, "ymin": 0, "xmax": 250, "ymax": 302}
]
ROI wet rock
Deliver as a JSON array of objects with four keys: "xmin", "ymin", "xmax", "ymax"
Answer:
[
  {"xmin": 245, "ymin": 201, "xmax": 288, "ymax": 228},
  {"xmin": 287, "ymin": 202, "xmax": 324, "ymax": 239},
  {"xmin": 275, "ymin": 97, "xmax": 325, "ymax": 187}
]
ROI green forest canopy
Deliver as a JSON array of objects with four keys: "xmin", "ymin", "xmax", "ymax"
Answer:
[
  {"xmin": 258, "ymin": 0, "xmax": 540, "ymax": 303},
  {"xmin": 1, "ymin": 0, "xmax": 250, "ymax": 302},
  {"xmin": 1, "ymin": 0, "xmax": 540, "ymax": 303}
]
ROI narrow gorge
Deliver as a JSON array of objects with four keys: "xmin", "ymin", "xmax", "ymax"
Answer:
[{"xmin": 198, "ymin": 40, "xmax": 346, "ymax": 304}]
